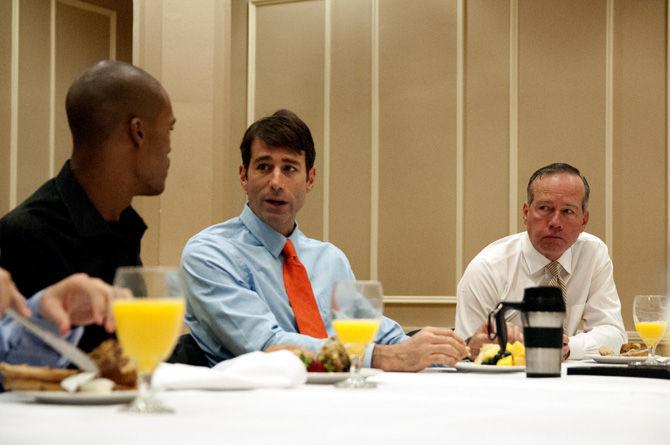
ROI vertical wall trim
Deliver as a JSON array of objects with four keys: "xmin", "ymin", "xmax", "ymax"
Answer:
[
  {"xmin": 246, "ymin": 2, "xmax": 257, "ymax": 125},
  {"xmin": 132, "ymin": 0, "xmax": 142, "ymax": 65},
  {"xmin": 322, "ymin": 0, "xmax": 332, "ymax": 241},
  {"xmin": 455, "ymin": 0, "xmax": 465, "ymax": 282},
  {"xmin": 370, "ymin": 0, "xmax": 380, "ymax": 280},
  {"xmin": 605, "ymin": 0, "xmax": 614, "ymax": 254},
  {"xmin": 666, "ymin": 0, "xmax": 669, "ymax": 291},
  {"xmin": 10, "ymin": 0, "xmax": 19, "ymax": 209},
  {"xmin": 109, "ymin": 11, "xmax": 117, "ymax": 59},
  {"xmin": 49, "ymin": 0, "xmax": 56, "ymax": 177},
  {"xmin": 508, "ymin": 0, "xmax": 519, "ymax": 234}
]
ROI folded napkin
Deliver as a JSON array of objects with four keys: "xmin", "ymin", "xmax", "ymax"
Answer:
[{"xmin": 153, "ymin": 350, "xmax": 307, "ymax": 390}]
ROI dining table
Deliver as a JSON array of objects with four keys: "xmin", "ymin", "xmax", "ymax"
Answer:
[{"xmin": 0, "ymin": 361, "xmax": 668, "ymax": 444}]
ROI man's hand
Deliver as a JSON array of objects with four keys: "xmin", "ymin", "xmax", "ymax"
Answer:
[
  {"xmin": 562, "ymin": 334, "xmax": 570, "ymax": 361},
  {"xmin": 0, "ymin": 267, "xmax": 31, "ymax": 318},
  {"xmin": 467, "ymin": 321, "xmax": 524, "ymax": 360},
  {"xmin": 39, "ymin": 273, "xmax": 115, "ymax": 335},
  {"xmin": 371, "ymin": 327, "xmax": 468, "ymax": 372}
]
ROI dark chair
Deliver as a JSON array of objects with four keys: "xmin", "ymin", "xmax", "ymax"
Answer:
[{"xmin": 167, "ymin": 333, "xmax": 209, "ymax": 367}]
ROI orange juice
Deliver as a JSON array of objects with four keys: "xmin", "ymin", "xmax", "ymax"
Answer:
[
  {"xmin": 332, "ymin": 319, "xmax": 381, "ymax": 356},
  {"xmin": 635, "ymin": 321, "xmax": 668, "ymax": 348},
  {"xmin": 113, "ymin": 298, "xmax": 185, "ymax": 373}
]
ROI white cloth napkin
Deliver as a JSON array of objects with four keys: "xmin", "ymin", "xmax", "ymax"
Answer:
[{"xmin": 152, "ymin": 350, "xmax": 307, "ymax": 390}]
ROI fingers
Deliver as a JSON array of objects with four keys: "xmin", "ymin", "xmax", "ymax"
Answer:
[
  {"xmin": 507, "ymin": 322, "xmax": 524, "ymax": 343},
  {"xmin": 40, "ymin": 274, "xmax": 114, "ymax": 335},
  {"xmin": 0, "ymin": 268, "xmax": 31, "ymax": 318}
]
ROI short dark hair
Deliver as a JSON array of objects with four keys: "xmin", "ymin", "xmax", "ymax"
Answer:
[
  {"xmin": 66, "ymin": 60, "xmax": 165, "ymax": 149},
  {"xmin": 240, "ymin": 109, "xmax": 316, "ymax": 173},
  {"xmin": 527, "ymin": 163, "xmax": 590, "ymax": 210}
]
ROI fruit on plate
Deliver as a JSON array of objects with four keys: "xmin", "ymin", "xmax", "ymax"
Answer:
[
  {"xmin": 474, "ymin": 341, "xmax": 525, "ymax": 366},
  {"xmin": 300, "ymin": 338, "xmax": 350, "ymax": 373}
]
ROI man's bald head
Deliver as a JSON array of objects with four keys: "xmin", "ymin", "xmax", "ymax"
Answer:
[{"xmin": 66, "ymin": 60, "xmax": 166, "ymax": 150}]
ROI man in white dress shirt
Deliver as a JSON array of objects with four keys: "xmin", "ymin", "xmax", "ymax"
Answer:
[{"xmin": 455, "ymin": 163, "xmax": 626, "ymax": 360}]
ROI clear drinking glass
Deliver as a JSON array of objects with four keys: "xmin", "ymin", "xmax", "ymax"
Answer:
[
  {"xmin": 331, "ymin": 280, "xmax": 383, "ymax": 389},
  {"xmin": 633, "ymin": 295, "xmax": 668, "ymax": 365},
  {"xmin": 113, "ymin": 266, "xmax": 186, "ymax": 413}
]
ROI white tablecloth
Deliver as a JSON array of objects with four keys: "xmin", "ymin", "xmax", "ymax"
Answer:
[{"xmin": 1, "ymin": 363, "xmax": 668, "ymax": 444}]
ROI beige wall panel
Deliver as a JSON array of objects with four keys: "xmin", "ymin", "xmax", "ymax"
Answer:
[
  {"xmin": 517, "ymin": 0, "xmax": 606, "ymax": 239},
  {"xmin": 254, "ymin": 1, "xmax": 325, "ymax": 239},
  {"xmin": 0, "ymin": 0, "xmax": 11, "ymax": 213},
  {"xmin": 378, "ymin": 0, "xmax": 457, "ymax": 294},
  {"xmin": 84, "ymin": 0, "xmax": 133, "ymax": 62},
  {"xmin": 54, "ymin": 3, "xmax": 111, "ymax": 169},
  {"xmin": 159, "ymin": 101, "xmax": 215, "ymax": 265},
  {"xmin": 385, "ymin": 304, "xmax": 456, "ymax": 331},
  {"xmin": 613, "ymin": 0, "xmax": 667, "ymax": 329},
  {"xmin": 133, "ymin": 0, "xmax": 164, "ymax": 266},
  {"xmin": 17, "ymin": 0, "xmax": 50, "ymax": 203},
  {"xmin": 329, "ymin": 0, "xmax": 372, "ymax": 279},
  {"xmin": 157, "ymin": 1, "xmax": 217, "ymax": 266},
  {"xmin": 222, "ymin": 0, "xmax": 249, "ymax": 221},
  {"xmin": 463, "ymin": 0, "xmax": 509, "ymax": 265}
]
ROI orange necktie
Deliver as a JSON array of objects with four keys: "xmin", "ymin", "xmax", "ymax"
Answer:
[{"xmin": 282, "ymin": 239, "xmax": 328, "ymax": 338}]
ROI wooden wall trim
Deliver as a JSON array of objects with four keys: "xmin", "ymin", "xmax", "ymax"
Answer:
[
  {"xmin": 370, "ymin": 0, "xmax": 380, "ymax": 280},
  {"xmin": 322, "ymin": 0, "xmax": 331, "ymax": 242},
  {"xmin": 605, "ymin": 0, "xmax": 614, "ymax": 253},
  {"xmin": 455, "ymin": 0, "xmax": 465, "ymax": 281},
  {"xmin": 508, "ymin": 0, "xmax": 518, "ymax": 234},
  {"xmin": 10, "ymin": 0, "xmax": 19, "ymax": 209},
  {"xmin": 384, "ymin": 295, "xmax": 457, "ymax": 305}
]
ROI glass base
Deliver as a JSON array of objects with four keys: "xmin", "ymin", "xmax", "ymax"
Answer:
[
  {"xmin": 335, "ymin": 376, "xmax": 377, "ymax": 389},
  {"xmin": 121, "ymin": 395, "xmax": 174, "ymax": 414}
]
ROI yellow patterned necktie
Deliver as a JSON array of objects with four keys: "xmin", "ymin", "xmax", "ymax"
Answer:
[{"xmin": 546, "ymin": 260, "xmax": 567, "ymax": 332}]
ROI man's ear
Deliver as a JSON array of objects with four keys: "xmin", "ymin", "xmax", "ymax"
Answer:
[
  {"xmin": 306, "ymin": 167, "xmax": 316, "ymax": 191},
  {"xmin": 581, "ymin": 209, "xmax": 590, "ymax": 231},
  {"xmin": 239, "ymin": 165, "xmax": 248, "ymax": 191},
  {"xmin": 522, "ymin": 202, "xmax": 529, "ymax": 227},
  {"xmin": 129, "ymin": 117, "xmax": 144, "ymax": 146}
]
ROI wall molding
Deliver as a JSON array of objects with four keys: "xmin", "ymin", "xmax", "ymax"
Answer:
[
  {"xmin": 605, "ymin": 0, "xmax": 614, "ymax": 254},
  {"xmin": 508, "ymin": 0, "xmax": 519, "ymax": 234},
  {"xmin": 384, "ymin": 295, "xmax": 457, "ymax": 305},
  {"xmin": 370, "ymin": 0, "xmax": 380, "ymax": 280},
  {"xmin": 10, "ymin": 0, "xmax": 19, "ymax": 209},
  {"xmin": 322, "ymin": 0, "xmax": 331, "ymax": 241},
  {"xmin": 246, "ymin": 1, "xmax": 257, "ymax": 125},
  {"xmin": 455, "ymin": 0, "xmax": 465, "ymax": 283}
]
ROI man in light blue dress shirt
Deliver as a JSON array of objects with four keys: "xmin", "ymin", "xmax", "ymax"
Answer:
[{"xmin": 182, "ymin": 110, "xmax": 468, "ymax": 370}]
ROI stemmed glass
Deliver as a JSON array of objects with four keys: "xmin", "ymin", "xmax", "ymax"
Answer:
[
  {"xmin": 331, "ymin": 280, "xmax": 383, "ymax": 389},
  {"xmin": 113, "ymin": 266, "xmax": 186, "ymax": 413},
  {"xmin": 633, "ymin": 295, "xmax": 668, "ymax": 365}
]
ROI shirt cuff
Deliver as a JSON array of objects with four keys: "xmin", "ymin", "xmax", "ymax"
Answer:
[
  {"xmin": 567, "ymin": 334, "xmax": 587, "ymax": 360},
  {"xmin": 363, "ymin": 343, "xmax": 375, "ymax": 368}
]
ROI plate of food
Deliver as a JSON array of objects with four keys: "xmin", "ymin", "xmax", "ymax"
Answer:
[
  {"xmin": 281, "ymin": 337, "xmax": 382, "ymax": 384},
  {"xmin": 588, "ymin": 342, "xmax": 654, "ymax": 364},
  {"xmin": 0, "ymin": 340, "xmax": 138, "ymax": 405},
  {"xmin": 307, "ymin": 368, "xmax": 382, "ymax": 384},
  {"xmin": 454, "ymin": 341, "xmax": 526, "ymax": 373}
]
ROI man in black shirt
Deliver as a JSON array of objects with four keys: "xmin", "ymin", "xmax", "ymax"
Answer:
[{"xmin": 0, "ymin": 60, "xmax": 175, "ymax": 352}]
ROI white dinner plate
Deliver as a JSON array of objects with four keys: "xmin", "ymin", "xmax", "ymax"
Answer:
[
  {"xmin": 586, "ymin": 354, "xmax": 656, "ymax": 365},
  {"xmin": 21, "ymin": 390, "xmax": 137, "ymax": 405},
  {"xmin": 453, "ymin": 361, "xmax": 525, "ymax": 373},
  {"xmin": 306, "ymin": 368, "xmax": 382, "ymax": 384}
]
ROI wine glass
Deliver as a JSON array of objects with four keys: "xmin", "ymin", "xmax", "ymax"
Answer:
[
  {"xmin": 331, "ymin": 280, "xmax": 383, "ymax": 389},
  {"xmin": 633, "ymin": 295, "xmax": 668, "ymax": 365},
  {"xmin": 113, "ymin": 266, "xmax": 186, "ymax": 413}
]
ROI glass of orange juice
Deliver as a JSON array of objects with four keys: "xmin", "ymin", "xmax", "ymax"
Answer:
[
  {"xmin": 633, "ymin": 295, "xmax": 668, "ymax": 365},
  {"xmin": 113, "ymin": 266, "xmax": 186, "ymax": 413},
  {"xmin": 331, "ymin": 280, "xmax": 383, "ymax": 389}
]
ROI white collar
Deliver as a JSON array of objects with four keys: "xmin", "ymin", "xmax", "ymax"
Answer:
[{"xmin": 521, "ymin": 232, "xmax": 573, "ymax": 276}]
